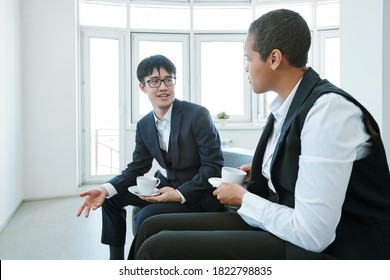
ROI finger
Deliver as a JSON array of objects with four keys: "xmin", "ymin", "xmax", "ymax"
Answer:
[
  {"xmin": 84, "ymin": 206, "xmax": 91, "ymax": 218},
  {"xmin": 76, "ymin": 204, "xmax": 86, "ymax": 217},
  {"xmin": 140, "ymin": 196, "xmax": 157, "ymax": 202},
  {"xmin": 219, "ymin": 182, "xmax": 228, "ymax": 188},
  {"xmin": 92, "ymin": 203, "xmax": 101, "ymax": 210},
  {"xmin": 79, "ymin": 191, "xmax": 89, "ymax": 197}
]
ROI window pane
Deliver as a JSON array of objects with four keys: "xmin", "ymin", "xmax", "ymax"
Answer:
[
  {"xmin": 194, "ymin": 7, "xmax": 252, "ymax": 30},
  {"xmin": 137, "ymin": 41, "xmax": 184, "ymax": 116},
  {"xmin": 79, "ymin": 2, "xmax": 127, "ymax": 28},
  {"xmin": 196, "ymin": 0, "xmax": 249, "ymax": 2},
  {"xmin": 317, "ymin": 2, "xmax": 339, "ymax": 26},
  {"xmin": 90, "ymin": 38, "xmax": 120, "ymax": 175},
  {"xmin": 200, "ymin": 41, "xmax": 245, "ymax": 116},
  {"xmin": 130, "ymin": 0, "xmax": 188, "ymax": 2},
  {"xmin": 130, "ymin": 5, "xmax": 190, "ymax": 30},
  {"xmin": 324, "ymin": 37, "xmax": 340, "ymax": 86}
]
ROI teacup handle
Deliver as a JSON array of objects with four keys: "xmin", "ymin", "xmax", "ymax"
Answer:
[{"xmin": 155, "ymin": 178, "xmax": 161, "ymax": 187}]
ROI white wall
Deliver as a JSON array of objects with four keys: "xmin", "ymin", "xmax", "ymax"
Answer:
[
  {"xmin": 0, "ymin": 0, "xmax": 24, "ymax": 229},
  {"xmin": 340, "ymin": 0, "xmax": 390, "ymax": 158},
  {"xmin": 21, "ymin": 0, "xmax": 79, "ymax": 200}
]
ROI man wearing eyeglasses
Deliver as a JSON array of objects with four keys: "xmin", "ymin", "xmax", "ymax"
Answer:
[{"xmin": 76, "ymin": 54, "xmax": 224, "ymax": 259}]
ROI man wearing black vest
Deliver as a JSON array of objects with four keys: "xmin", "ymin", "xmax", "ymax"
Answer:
[
  {"xmin": 76, "ymin": 55, "xmax": 224, "ymax": 259},
  {"xmin": 128, "ymin": 9, "xmax": 390, "ymax": 259}
]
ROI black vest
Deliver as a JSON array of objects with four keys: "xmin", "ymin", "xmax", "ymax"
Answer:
[{"xmin": 248, "ymin": 68, "xmax": 390, "ymax": 259}]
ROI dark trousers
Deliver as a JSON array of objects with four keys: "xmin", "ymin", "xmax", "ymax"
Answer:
[
  {"xmin": 128, "ymin": 212, "xmax": 336, "ymax": 260},
  {"xmin": 101, "ymin": 193, "xmax": 196, "ymax": 247}
]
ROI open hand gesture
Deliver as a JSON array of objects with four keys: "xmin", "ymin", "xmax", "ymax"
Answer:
[{"xmin": 76, "ymin": 187, "xmax": 108, "ymax": 218}]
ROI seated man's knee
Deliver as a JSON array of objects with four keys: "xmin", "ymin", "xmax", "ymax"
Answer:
[
  {"xmin": 135, "ymin": 212, "xmax": 164, "ymax": 236},
  {"xmin": 136, "ymin": 231, "xmax": 175, "ymax": 260},
  {"xmin": 102, "ymin": 196, "xmax": 116, "ymax": 208}
]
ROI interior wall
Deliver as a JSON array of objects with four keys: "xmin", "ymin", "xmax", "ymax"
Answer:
[
  {"xmin": 21, "ymin": 0, "xmax": 79, "ymax": 200},
  {"xmin": 0, "ymin": 0, "xmax": 23, "ymax": 229},
  {"xmin": 340, "ymin": 0, "xmax": 390, "ymax": 158}
]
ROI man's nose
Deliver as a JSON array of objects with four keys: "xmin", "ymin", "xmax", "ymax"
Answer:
[{"xmin": 159, "ymin": 81, "xmax": 168, "ymax": 89}]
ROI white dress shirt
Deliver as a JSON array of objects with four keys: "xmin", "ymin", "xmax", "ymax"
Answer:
[
  {"xmin": 238, "ymin": 81, "xmax": 372, "ymax": 252},
  {"xmin": 154, "ymin": 105, "xmax": 172, "ymax": 152}
]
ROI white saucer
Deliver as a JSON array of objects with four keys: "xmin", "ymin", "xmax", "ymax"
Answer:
[
  {"xmin": 128, "ymin": 185, "xmax": 159, "ymax": 197},
  {"xmin": 208, "ymin": 177, "xmax": 222, "ymax": 187}
]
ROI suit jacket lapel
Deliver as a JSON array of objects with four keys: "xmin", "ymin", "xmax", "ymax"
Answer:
[
  {"xmin": 248, "ymin": 68, "xmax": 321, "ymax": 198},
  {"xmin": 272, "ymin": 68, "xmax": 321, "ymax": 162},
  {"xmin": 247, "ymin": 113, "xmax": 275, "ymax": 198},
  {"xmin": 169, "ymin": 99, "xmax": 182, "ymax": 168}
]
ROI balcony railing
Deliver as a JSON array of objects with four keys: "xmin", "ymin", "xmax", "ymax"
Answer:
[{"xmin": 92, "ymin": 129, "xmax": 119, "ymax": 176}]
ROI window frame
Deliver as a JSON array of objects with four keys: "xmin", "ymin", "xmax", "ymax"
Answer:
[
  {"xmin": 318, "ymin": 29, "xmax": 340, "ymax": 86},
  {"xmin": 80, "ymin": 28, "xmax": 127, "ymax": 183},
  {"xmin": 194, "ymin": 33, "xmax": 252, "ymax": 123}
]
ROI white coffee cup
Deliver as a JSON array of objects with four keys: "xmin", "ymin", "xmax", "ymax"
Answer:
[
  {"xmin": 221, "ymin": 167, "xmax": 246, "ymax": 185},
  {"xmin": 137, "ymin": 176, "xmax": 160, "ymax": 195}
]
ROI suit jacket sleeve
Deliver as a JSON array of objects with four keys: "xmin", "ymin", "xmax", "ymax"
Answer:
[
  {"xmin": 174, "ymin": 105, "xmax": 223, "ymax": 208},
  {"xmin": 107, "ymin": 121, "xmax": 154, "ymax": 195}
]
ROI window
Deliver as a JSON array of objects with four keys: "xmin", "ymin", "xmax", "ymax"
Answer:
[
  {"xmin": 81, "ymin": 30, "xmax": 125, "ymax": 181},
  {"xmin": 316, "ymin": 1, "xmax": 339, "ymax": 27},
  {"xmin": 79, "ymin": 0, "xmax": 340, "ymax": 182},
  {"xmin": 88, "ymin": 38, "xmax": 120, "ymax": 176},
  {"xmin": 320, "ymin": 30, "xmax": 340, "ymax": 86},
  {"xmin": 130, "ymin": 5, "xmax": 190, "ymax": 30},
  {"xmin": 79, "ymin": 1, "xmax": 127, "ymax": 28},
  {"xmin": 195, "ymin": 35, "xmax": 251, "ymax": 123},
  {"xmin": 193, "ymin": 6, "xmax": 251, "ymax": 30}
]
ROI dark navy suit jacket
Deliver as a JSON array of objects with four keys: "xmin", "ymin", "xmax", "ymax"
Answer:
[{"xmin": 108, "ymin": 99, "xmax": 224, "ymax": 212}]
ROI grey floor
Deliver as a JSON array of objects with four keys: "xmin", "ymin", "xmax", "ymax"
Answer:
[{"xmin": 0, "ymin": 195, "xmax": 134, "ymax": 260}]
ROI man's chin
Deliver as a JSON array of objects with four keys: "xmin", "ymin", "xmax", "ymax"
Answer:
[{"xmin": 156, "ymin": 98, "xmax": 174, "ymax": 108}]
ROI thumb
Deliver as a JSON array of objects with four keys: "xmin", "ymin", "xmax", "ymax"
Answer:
[{"xmin": 79, "ymin": 191, "xmax": 89, "ymax": 197}]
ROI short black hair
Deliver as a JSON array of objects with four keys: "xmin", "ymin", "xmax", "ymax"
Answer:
[
  {"xmin": 136, "ymin": 54, "xmax": 176, "ymax": 83},
  {"xmin": 248, "ymin": 9, "xmax": 311, "ymax": 68}
]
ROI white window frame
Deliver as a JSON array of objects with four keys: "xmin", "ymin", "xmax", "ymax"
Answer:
[
  {"xmin": 80, "ymin": 28, "xmax": 127, "ymax": 183},
  {"xmin": 194, "ymin": 34, "xmax": 252, "ymax": 123},
  {"xmin": 318, "ymin": 29, "xmax": 340, "ymax": 86}
]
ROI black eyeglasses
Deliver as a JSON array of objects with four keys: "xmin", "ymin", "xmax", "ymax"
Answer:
[{"xmin": 144, "ymin": 77, "xmax": 176, "ymax": 88}]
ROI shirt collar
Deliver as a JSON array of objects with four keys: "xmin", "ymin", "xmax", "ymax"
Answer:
[
  {"xmin": 154, "ymin": 103, "xmax": 173, "ymax": 125},
  {"xmin": 269, "ymin": 77, "xmax": 303, "ymax": 124}
]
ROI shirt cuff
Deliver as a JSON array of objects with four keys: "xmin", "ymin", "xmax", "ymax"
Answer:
[
  {"xmin": 100, "ymin": 182, "xmax": 117, "ymax": 198},
  {"xmin": 176, "ymin": 190, "xmax": 186, "ymax": 204},
  {"xmin": 237, "ymin": 192, "xmax": 268, "ymax": 230}
]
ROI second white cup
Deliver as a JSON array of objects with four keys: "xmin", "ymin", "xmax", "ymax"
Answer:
[
  {"xmin": 137, "ymin": 176, "xmax": 160, "ymax": 195},
  {"xmin": 221, "ymin": 167, "xmax": 246, "ymax": 185}
]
